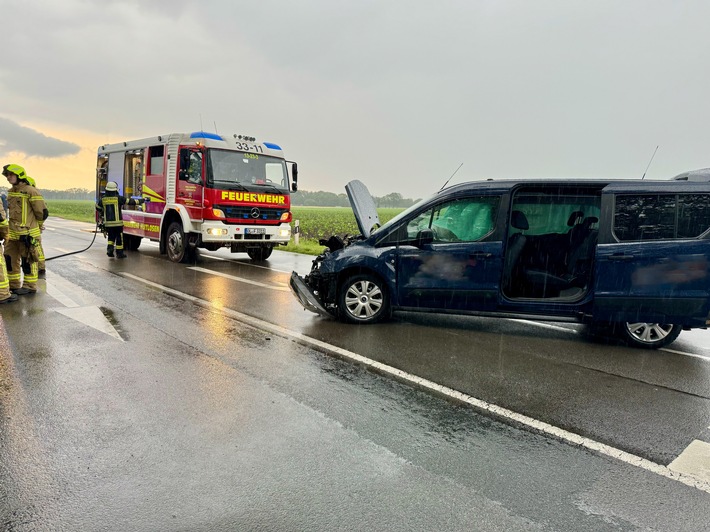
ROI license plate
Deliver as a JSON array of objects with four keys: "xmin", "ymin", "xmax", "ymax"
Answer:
[{"xmin": 245, "ymin": 228, "xmax": 266, "ymax": 234}]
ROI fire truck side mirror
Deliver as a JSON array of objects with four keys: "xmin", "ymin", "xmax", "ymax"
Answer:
[{"xmin": 289, "ymin": 161, "xmax": 298, "ymax": 192}]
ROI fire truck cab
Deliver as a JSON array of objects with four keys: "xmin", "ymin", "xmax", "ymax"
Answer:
[{"xmin": 96, "ymin": 131, "xmax": 297, "ymax": 262}]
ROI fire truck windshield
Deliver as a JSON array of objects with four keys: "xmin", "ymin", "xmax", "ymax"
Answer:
[{"xmin": 207, "ymin": 149, "xmax": 290, "ymax": 191}]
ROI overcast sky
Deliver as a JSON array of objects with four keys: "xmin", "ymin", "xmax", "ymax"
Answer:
[{"xmin": 1, "ymin": 0, "xmax": 709, "ymax": 197}]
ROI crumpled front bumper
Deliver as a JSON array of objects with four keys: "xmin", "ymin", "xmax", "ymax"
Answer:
[{"xmin": 289, "ymin": 271, "xmax": 332, "ymax": 318}]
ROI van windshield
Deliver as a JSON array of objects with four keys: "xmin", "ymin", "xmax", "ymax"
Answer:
[
  {"xmin": 372, "ymin": 196, "xmax": 431, "ymax": 235},
  {"xmin": 207, "ymin": 149, "xmax": 289, "ymax": 191}
]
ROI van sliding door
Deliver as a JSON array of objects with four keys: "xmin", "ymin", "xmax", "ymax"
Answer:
[{"xmin": 592, "ymin": 182, "xmax": 710, "ymax": 327}]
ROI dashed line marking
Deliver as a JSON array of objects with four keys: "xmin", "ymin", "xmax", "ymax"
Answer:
[
  {"xmin": 658, "ymin": 348, "xmax": 710, "ymax": 362},
  {"xmin": 120, "ymin": 272, "xmax": 710, "ymax": 494},
  {"xmin": 513, "ymin": 319, "xmax": 710, "ymax": 362},
  {"xmin": 669, "ymin": 440, "xmax": 710, "ymax": 482},
  {"xmin": 187, "ymin": 266, "xmax": 289, "ymax": 290}
]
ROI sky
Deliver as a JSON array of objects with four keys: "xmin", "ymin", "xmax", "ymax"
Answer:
[{"xmin": 1, "ymin": 0, "xmax": 709, "ymax": 199}]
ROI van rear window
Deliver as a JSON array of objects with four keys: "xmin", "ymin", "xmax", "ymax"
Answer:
[{"xmin": 614, "ymin": 193, "xmax": 710, "ymax": 240}]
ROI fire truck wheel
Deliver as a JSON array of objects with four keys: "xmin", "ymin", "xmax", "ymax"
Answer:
[
  {"xmin": 247, "ymin": 247, "xmax": 273, "ymax": 261},
  {"xmin": 166, "ymin": 222, "xmax": 189, "ymax": 263},
  {"xmin": 124, "ymin": 234, "xmax": 142, "ymax": 251}
]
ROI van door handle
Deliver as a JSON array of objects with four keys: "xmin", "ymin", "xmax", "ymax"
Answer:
[
  {"xmin": 609, "ymin": 253, "xmax": 634, "ymax": 261},
  {"xmin": 470, "ymin": 252, "xmax": 493, "ymax": 259}
]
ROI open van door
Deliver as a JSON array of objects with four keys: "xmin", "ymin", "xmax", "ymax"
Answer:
[{"xmin": 592, "ymin": 181, "xmax": 710, "ymax": 336}]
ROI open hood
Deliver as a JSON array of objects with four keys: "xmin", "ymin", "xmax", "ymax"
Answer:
[{"xmin": 345, "ymin": 180, "xmax": 381, "ymax": 238}]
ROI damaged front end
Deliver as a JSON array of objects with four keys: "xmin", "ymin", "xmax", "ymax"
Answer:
[
  {"xmin": 289, "ymin": 238, "xmax": 348, "ymax": 318},
  {"xmin": 290, "ymin": 179, "xmax": 381, "ymax": 318}
]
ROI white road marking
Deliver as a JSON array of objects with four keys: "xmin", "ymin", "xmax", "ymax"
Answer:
[
  {"xmin": 187, "ymin": 266, "xmax": 289, "ymax": 291},
  {"xmin": 659, "ymin": 348, "xmax": 710, "ymax": 362},
  {"xmin": 192, "ymin": 251, "xmax": 293, "ymax": 273},
  {"xmin": 513, "ymin": 319, "xmax": 710, "ymax": 362},
  {"xmin": 119, "ymin": 272, "xmax": 710, "ymax": 494},
  {"xmin": 54, "ymin": 307, "xmax": 123, "ymax": 340},
  {"xmin": 45, "ymin": 274, "xmax": 123, "ymax": 341},
  {"xmin": 669, "ymin": 440, "xmax": 710, "ymax": 482}
]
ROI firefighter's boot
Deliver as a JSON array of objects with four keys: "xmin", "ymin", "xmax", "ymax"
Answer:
[
  {"xmin": 107, "ymin": 245, "xmax": 114, "ymax": 257},
  {"xmin": 116, "ymin": 251, "xmax": 127, "ymax": 259}
]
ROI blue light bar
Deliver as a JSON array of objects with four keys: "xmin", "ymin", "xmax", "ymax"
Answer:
[
  {"xmin": 263, "ymin": 142, "xmax": 282, "ymax": 150},
  {"xmin": 190, "ymin": 131, "xmax": 224, "ymax": 141}
]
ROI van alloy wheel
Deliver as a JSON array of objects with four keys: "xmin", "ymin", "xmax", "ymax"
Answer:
[
  {"xmin": 619, "ymin": 322, "xmax": 682, "ymax": 349},
  {"xmin": 338, "ymin": 274, "xmax": 390, "ymax": 324}
]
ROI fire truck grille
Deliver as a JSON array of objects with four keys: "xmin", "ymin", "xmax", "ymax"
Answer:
[{"xmin": 217, "ymin": 205, "xmax": 285, "ymax": 221}]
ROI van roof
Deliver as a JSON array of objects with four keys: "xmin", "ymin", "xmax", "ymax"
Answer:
[
  {"xmin": 441, "ymin": 177, "xmax": 710, "ymax": 195},
  {"xmin": 669, "ymin": 168, "xmax": 710, "ymax": 181}
]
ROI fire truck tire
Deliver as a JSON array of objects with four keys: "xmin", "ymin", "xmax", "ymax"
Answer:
[
  {"xmin": 166, "ymin": 222, "xmax": 189, "ymax": 263},
  {"xmin": 124, "ymin": 234, "xmax": 142, "ymax": 251},
  {"xmin": 247, "ymin": 247, "xmax": 273, "ymax": 261}
]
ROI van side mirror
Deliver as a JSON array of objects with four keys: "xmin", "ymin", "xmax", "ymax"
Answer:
[{"xmin": 415, "ymin": 229, "xmax": 434, "ymax": 247}]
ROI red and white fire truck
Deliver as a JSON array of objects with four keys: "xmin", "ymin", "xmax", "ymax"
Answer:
[{"xmin": 96, "ymin": 131, "xmax": 298, "ymax": 262}]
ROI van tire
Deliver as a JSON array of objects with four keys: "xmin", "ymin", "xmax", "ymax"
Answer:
[
  {"xmin": 338, "ymin": 273, "xmax": 390, "ymax": 324},
  {"xmin": 616, "ymin": 322, "xmax": 682, "ymax": 349}
]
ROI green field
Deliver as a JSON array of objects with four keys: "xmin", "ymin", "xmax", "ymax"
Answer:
[{"xmin": 46, "ymin": 200, "xmax": 403, "ymax": 256}]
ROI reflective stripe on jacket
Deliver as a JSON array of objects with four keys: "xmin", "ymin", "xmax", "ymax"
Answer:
[
  {"xmin": 97, "ymin": 195, "xmax": 125, "ymax": 227},
  {"xmin": 7, "ymin": 182, "xmax": 45, "ymax": 240}
]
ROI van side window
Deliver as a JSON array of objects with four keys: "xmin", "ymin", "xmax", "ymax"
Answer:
[
  {"xmin": 406, "ymin": 196, "xmax": 499, "ymax": 243},
  {"xmin": 614, "ymin": 193, "xmax": 710, "ymax": 240}
]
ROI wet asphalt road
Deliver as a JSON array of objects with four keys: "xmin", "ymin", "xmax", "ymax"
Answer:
[{"xmin": 1, "ymin": 218, "xmax": 709, "ymax": 531}]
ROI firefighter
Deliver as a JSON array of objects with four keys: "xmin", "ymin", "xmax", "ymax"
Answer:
[
  {"xmin": 96, "ymin": 181, "xmax": 145, "ymax": 259},
  {"xmin": 0, "ymin": 207, "xmax": 18, "ymax": 303},
  {"xmin": 2, "ymin": 164, "xmax": 47, "ymax": 295},
  {"xmin": 25, "ymin": 176, "xmax": 47, "ymax": 277}
]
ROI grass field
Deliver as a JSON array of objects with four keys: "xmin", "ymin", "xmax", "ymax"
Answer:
[{"xmin": 46, "ymin": 200, "xmax": 404, "ymax": 256}]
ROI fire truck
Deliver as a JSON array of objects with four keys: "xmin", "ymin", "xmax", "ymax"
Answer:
[{"xmin": 96, "ymin": 131, "xmax": 298, "ymax": 262}]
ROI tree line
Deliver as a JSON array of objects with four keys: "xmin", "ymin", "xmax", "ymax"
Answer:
[
  {"xmin": 291, "ymin": 190, "xmax": 420, "ymax": 208},
  {"xmin": 0, "ymin": 187, "xmax": 95, "ymax": 200},
  {"xmin": 0, "ymin": 187, "xmax": 421, "ymax": 207}
]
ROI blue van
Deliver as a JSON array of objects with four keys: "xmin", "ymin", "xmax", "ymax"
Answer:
[{"xmin": 290, "ymin": 179, "xmax": 710, "ymax": 348}]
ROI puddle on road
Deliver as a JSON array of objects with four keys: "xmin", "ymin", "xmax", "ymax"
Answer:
[{"xmin": 99, "ymin": 306, "xmax": 126, "ymax": 340}]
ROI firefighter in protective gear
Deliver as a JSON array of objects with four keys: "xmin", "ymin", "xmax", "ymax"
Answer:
[
  {"xmin": 2, "ymin": 164, "xmax": 47, "ymax": 295},
  {"xmin": 96, "ymin": 181, "xmax": 145, "ymax": 259},
  {"xmin": 24, "ymin": 175, "xmax": 47, "ymax": 276},
  {"xmin": 0, "ymin": 209, "xmax": 18, "ymax": 303}
]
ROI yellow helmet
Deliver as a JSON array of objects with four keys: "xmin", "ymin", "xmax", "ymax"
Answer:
[
  {"xmin": 2, "ymin": 163, "xmax": 26, "ymax": 179},
  {"xmin": 26, "ymin": 176, "xmax": 36, "ymax": 187}
]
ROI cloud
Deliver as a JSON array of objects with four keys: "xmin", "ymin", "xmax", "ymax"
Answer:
[
  {"xmin": 0, "ymin": 117, "xmax": 81, "ymax": 158},
  {"xmin": 1, "ymin": 1, "xmax": 710, "ymax": 194}
]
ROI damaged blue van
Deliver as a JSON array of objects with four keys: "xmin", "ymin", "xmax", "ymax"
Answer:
[{"xmin": 290, "ymin": 179, "xmax": 710, "ymax": 348}]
